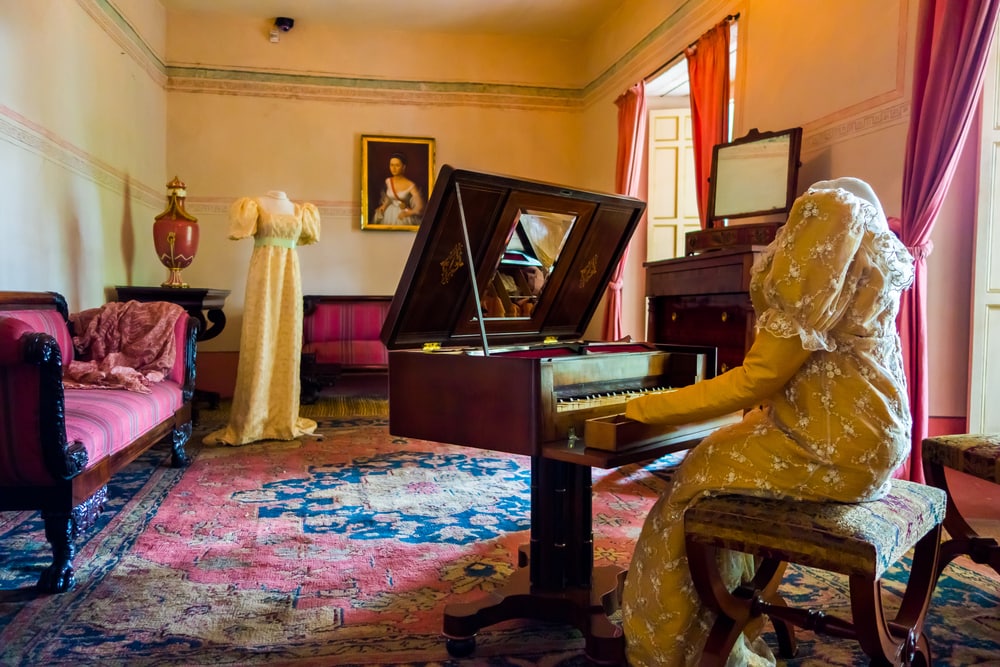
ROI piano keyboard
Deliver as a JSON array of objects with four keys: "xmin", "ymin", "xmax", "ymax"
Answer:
[{"xmin": 555, "ymin": 386, "xmax": 676, "ymax": 412}]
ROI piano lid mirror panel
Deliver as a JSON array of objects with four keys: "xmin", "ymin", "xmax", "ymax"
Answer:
[
  {"xmin": 380, "ymin": 166, "xmax": 647, "ymax": 349},
  {"xmin": 481, "ymin": 209, "xmax": 577, "ymax": 320}
]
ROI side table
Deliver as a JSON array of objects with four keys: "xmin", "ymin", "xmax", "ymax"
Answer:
[{"xmin": 114, "ymin": 286, "xmax": 230, "ymax": 415}]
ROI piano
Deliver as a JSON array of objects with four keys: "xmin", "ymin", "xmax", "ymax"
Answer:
[{"xmin": 381, "ymin": 166, "xmax": 738, "ymax": 664}]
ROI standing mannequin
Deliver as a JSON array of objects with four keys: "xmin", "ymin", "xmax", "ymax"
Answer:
[{"xmin": 204, "ymin": 189, "xmax": 320, "ymax": 446}]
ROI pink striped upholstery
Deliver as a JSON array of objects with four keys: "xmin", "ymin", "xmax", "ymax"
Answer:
[
  {"xmin": 305, "ymin": 340, "xmax": 387, "ymax": 366},
  {"xmin": 302, "ymin": 300, "xmax": 389, "ymax": 367},
  {"xmin": 2, "ymin": 309, "xmax": 73, "ymax": 366},
  {"xmin": 0, "ymin": 305, "xmax": 190, "ymax": 487},
  {"xmin": 0, "ymin": 351, "xmax": 48, "ymax": 486},
  {"xmin": 64, "ymin": 383, "xmax": 182, "ymax": 465},
  {"xmin": 166, "ymin": 314, "xmax": 189, "ymax": 384}
]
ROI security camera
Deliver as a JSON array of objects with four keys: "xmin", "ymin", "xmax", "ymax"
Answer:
[{"xmin": 274, "ymin": 17, "xmax": 294, "ymax": 32}]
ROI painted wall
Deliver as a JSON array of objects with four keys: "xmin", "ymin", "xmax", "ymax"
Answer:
[
  {"xmin": 0, "ymin": 0, "xmax": 974, "ymax": 422},
  {"xmin": 0, "ymin": 0, "xmax": 168, "ymax": 310}
]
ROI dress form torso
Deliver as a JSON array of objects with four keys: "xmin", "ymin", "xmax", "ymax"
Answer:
[{"xmin": 259, "ymin": 190, "xmax": 295, "ymax": 215}]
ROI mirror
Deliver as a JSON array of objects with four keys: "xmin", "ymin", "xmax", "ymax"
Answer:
[
  {"xmin": 481, "ymin": 209, "xmax": 576, "ymax": 318},
  {"xmin": 707, "ymin": 127, "xmax": 802, "ymax": 226}
]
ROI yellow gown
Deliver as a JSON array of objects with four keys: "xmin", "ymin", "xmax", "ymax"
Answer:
[
  {"xmin": 621, "ymin": 181, "xmax": 915, "ymax": 666},
  {"xmin": 204, "ymin": 196, "xmax": 320, "ymax": 446}
]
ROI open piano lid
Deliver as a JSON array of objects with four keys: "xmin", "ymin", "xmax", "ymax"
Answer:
[{"xmin": 381, "ymin": 165, "xmax": 646, "ymax": 350}]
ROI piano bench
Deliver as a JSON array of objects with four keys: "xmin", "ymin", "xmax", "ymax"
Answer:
[
  {"xmin": 923, "ymin": 434, "xmax": 1000, "ymax": 581},
  {"xmin": 683, "ymin": 479, "xmax": 945, "ymax": 666}
]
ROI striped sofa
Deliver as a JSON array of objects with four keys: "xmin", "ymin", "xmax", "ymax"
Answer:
[
  {"xmin": 0, "ymin": 290, "xmax": 197, "ymax": 593},
  {"xmin": 300, "ymin": 295, "xmax": 390, "ymax": 404}
]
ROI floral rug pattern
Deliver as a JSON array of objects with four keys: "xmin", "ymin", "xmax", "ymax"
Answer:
[{"xmin": 0, "ymin": 416, "xmax": 998, "ymax": 666}]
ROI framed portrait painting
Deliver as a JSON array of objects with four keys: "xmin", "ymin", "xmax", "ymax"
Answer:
[{"xmin": 361, "ymin": 135, "xmax": 436, "ymax": 231}]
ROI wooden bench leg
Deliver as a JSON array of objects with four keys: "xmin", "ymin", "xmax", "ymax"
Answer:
[
  {"xmin": 848, "ymin": 524, "xmax": 939, "ymax": 666},
  {"xmin": 924, "ymin": 460, "xmax": 1000, "ymax": 580},
  {"xmin": 687, "ymin": 525, "xmax": 940, "ymax": 667},
  {"xmin": 686, "ymin": 539, "xmax": 796, "ymax": 665}
]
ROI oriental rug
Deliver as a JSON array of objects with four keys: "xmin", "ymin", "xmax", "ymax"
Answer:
[{"xmin": 0, "ymin": 403, "xmax": 998, "ymax": 666}]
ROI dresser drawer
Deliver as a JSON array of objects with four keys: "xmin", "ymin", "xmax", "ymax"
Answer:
[{"xmin": 648, "ymin": 295, "xmax": 755, "ymax": 372}]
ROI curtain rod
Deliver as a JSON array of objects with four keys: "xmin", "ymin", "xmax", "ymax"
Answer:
[{"xmin": 644, "ymin": 12, "xmax": 740, "ymax": 82}]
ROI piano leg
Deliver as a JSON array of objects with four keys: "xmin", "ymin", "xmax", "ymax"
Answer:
[{"xmin": 442, "ymin": 456, "xmax": 627, "ymax": 664}]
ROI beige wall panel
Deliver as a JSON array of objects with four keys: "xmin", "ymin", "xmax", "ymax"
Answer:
[
  {"xmin": 742, "ymin": 0, "xmax": 905, "ymax": 133},
  {"xmin": 0, "ymin": 0, "xmax": 166, "ymax": 310},
  {"xmin": 111, "ymin": 0, "xmax": 167, "ymax": 56},
  {"xmin": 165, "ymin": 11, "xmax": 583, "ymax": 88}
]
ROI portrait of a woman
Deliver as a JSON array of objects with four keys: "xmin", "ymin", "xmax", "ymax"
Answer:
[
  {"xmin": 373, "ymin": 152, "xmax": 424, "ymax": 227},
  {"xmin": 361, "ymin": 135, "xmax": 435, "ymax": 230}
]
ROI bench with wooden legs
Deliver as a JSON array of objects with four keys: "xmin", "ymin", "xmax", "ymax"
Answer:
[{"xmin": 683, "ymin": 479, "xmax": 946, "ymax": 666}]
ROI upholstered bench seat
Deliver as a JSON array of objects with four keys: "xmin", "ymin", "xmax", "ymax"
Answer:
[
  {"xmin": 923, "ymin": 434, "xmax": 1000, "ymax": 580},
  {"xmin": 685, "ymin": 481, "xmax": 946, "ymax": 578},
  {"xmin": 684, "ymin": 479, "xmax": 946, "ymax": 666},
  {"xmin": 923, "ymin": 433, "xmax": 1000, "ymax": 484}
]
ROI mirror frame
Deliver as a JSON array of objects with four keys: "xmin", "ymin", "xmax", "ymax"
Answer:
[{"xmin": 706, "ymin": 127, "xmax": 802, "ymax": 228}]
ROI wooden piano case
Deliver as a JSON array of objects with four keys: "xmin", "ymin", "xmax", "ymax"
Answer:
[{"xmin": 380, "ymin": 165, "xmax": 733, "ymax": 663}]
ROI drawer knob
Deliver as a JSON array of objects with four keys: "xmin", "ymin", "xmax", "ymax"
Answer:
[
  {"xmin": 720, "ymin": 311, "xmax": 728, "ymax": 322},
  {"xmin": 671, "ymin": 311, "xmax": 678, "ymax": 322},
  {"xmin": 720, "ymin": 363, "xmax": 729, "ymax": 373}
]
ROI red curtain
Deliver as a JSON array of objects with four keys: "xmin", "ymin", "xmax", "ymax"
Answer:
[
  {"xmin": 686, "ymin": 21, "xmax": 731, "ymax": 228},
  {"xmin": 893, "ymin": 0, "xmax": 999, "ymax": 482},
  {"xmin": 602, "ymin": 81, "xmax": 647, "ymax": 342}
]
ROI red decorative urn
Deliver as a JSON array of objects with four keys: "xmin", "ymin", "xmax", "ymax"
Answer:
[{"xmin": 153, "ymin": 177, "xmax": 199, "ymax": 288}]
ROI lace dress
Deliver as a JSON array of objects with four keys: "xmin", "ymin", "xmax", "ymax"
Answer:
[
  {"xmin": 204, "ymin": 197, "xmax": 320, "ymax": 446},
  {"xmin": 620, "ymin": 182, "xmax": 915, "ymax": 666}
]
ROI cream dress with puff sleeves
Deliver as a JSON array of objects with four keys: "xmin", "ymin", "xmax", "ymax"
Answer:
[{"xmin": 204, "ymin": 196, "xmax": 320, "ymax": 446}]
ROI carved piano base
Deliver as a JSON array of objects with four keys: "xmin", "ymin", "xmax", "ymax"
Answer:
[
  {"xmin": 443, "ymin": 562, "xmax": 626, "ymax": 664},
  {"xmin": 442, "ymin": 456, "xmax": 627, "ymax": 665}
]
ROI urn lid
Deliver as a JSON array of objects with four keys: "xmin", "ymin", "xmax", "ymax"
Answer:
[{"xmin": 155, "ymin": 176, "xmax": 197, "ymax": 223}]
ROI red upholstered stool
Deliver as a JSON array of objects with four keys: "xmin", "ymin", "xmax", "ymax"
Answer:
[
  {"xmin": 922, "ymin": 434, "xmax": 1000, "ymax": 580},
  {"xmin": 683, "ymin": 479, "xmax": 946, "ymax": 666}
]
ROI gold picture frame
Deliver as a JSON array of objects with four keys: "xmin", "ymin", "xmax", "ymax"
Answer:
[{"xmin": 361, "ymin": 135, "xmax": 436, "ymax": 231}]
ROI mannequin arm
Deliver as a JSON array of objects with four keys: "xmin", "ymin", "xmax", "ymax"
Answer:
[{"xmin": 625, "ymin": 330, "xmax": 812, "ymax": 424}]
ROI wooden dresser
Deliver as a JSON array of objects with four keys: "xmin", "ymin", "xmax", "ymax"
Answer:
[{"xmin": 645, "ymin": 246, "xmax": 766, "ymax": 374}]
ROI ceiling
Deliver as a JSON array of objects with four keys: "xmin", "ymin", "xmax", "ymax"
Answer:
[{"xmin": 158, "ymin": 0, "xmax": 626, "ymax": 40}]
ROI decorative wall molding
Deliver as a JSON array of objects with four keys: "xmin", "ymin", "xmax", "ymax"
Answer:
[
  {"xmin": 166, "ymin": 73, "xmax": 581, "ymax": 111},
  {"xmin": 185, "ymin": 199, "xmax": 358, "ymax": 220},
  {"xmin": 802, "ymin": 100, "xmax": 911, "ymax": 156},
  {"xmin": 0, "ymin": 105, "xmax": 162, "ymax": 209}
]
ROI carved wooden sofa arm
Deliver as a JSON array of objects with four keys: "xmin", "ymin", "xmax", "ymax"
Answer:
[{"xmin": 0, "ymin": 290, "xmax": 198, "ymax": 593}]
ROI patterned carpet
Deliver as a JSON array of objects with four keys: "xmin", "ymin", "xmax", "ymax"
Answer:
[{"xmin": 0, "ymin": 399, "xmax": 998, "ymax": 665}]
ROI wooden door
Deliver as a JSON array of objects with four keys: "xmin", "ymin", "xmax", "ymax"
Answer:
[{"xmin": 646, "ymin": 108, "xmax": 701, "ymax": 261}]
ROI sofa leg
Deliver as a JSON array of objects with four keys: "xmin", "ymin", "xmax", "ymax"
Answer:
[
  {"xmin": 171, "ymin": 421, "xmax": 193, "ymax": 468},
  {"xmin": 38, "ymin": 486, "xmax": 107, "ymax": 593},
  {"xmin": 301, "ymin": 378, "xmax": 321, "ymax": 405}
]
